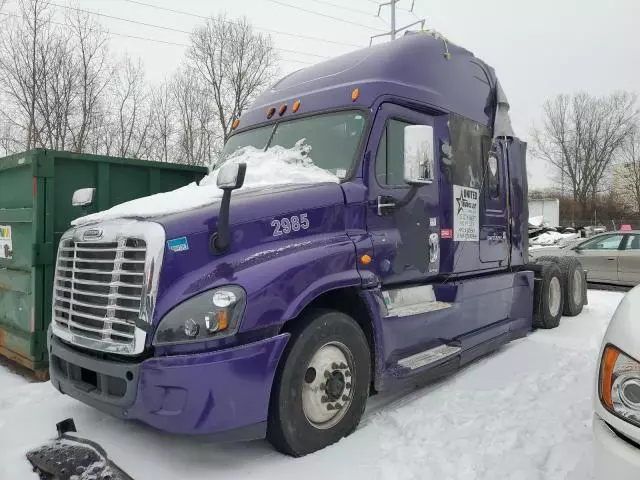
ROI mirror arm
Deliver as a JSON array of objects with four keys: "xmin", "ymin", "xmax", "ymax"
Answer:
[
  {"xmin": 211, "ymin": 189, "xmax": 232, "ymax": 254},
  {"xmin": 395, "ymin": 185, "xmax": 420, "ymax": 209}
]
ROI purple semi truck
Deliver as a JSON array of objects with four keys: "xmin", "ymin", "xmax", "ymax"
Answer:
[{"xmin": 47, "ymin": 32, "xmax": 587, "ymax": 457}]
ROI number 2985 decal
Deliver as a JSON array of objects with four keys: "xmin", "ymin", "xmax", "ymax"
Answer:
[{"xmin": 271, "ymin": 213, "xmax": 310, "ymax": 236}]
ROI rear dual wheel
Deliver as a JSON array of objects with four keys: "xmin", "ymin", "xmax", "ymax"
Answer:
[
  {"xmin": 533, "ymin": 262, "xmax": 564, "ymax": 329},
  {"xmin": 536, "ymin": 256, "xmax": 585, "ymax": 317}
]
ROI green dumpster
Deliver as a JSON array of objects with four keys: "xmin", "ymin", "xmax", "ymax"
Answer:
[{"xmin": 0, "ymin": 149, "xmax": 207, "ymax": 377}]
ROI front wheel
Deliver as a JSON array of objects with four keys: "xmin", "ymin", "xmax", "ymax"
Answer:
[{"xmin": 267, "ymin": 309, "xmax": 371, "ymax": 457}]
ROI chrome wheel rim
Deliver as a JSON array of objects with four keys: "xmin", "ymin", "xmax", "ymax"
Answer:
[
  {"xmin": 549, "ymin": 276, "xmax": 562, "ymax": 317},
  {"xmin": 302, "ymin": 342, "xmax": 354, "ymax": 430},
  {"xmin": 573, "ymin": 269, "xmax": 583, "ymax": 306}
]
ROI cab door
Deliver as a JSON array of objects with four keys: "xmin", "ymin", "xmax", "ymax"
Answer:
[{"xmin": 366, "ymin": 102, "xmax": 443, "ymax": 286}]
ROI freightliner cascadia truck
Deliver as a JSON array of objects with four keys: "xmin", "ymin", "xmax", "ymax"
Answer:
[{"xmin": 46, "ymin": 32, "xmax": 587, "ymax": 457}]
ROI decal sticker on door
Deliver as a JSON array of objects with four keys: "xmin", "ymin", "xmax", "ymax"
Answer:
[{"xmin": 453, "ymin": 185, "xmax": 479, "ymax": 242}]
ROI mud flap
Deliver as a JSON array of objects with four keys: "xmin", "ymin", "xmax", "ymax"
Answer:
[{"xmin": 26, "ymin": 418, "xmax": 134, "ymax": 480}]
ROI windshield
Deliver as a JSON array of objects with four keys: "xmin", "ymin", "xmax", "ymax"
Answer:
[{"xmin": 220, "ymin": 111, "xmax": 366, "ymax": 179}]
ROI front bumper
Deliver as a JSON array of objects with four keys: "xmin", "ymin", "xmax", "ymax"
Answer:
[
  {"xmin": 593, "ymin": 413, "xmax": 640, "ymax": 480},
  {"xmin": 49, "ymin": 329, "xmax": 289, "ymax": 438}
]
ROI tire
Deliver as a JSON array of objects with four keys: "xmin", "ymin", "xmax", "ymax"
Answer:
[
  {"xmin": 532, "ymin": 262, "xmax": 564, "ymax": 329},
  {"xmin": 535, "ymin": 256, "xmax": 585, "ymax": 316},
  {"xmin": 267, "ymin": 309, "xmax": 371, "ymax": 457}
]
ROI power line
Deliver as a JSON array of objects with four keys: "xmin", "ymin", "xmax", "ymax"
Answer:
[
  {"xmin": 47, "ymin": 2, "xmax": 331, "ymax": 60},
  {"xmin": 305, "ymin": 0, "xmax": 373, "ymax": 16},
  {"xmin": 370, "ymin": 0, "xmax": 424, "ymax": 45},
  {"xmin": 0, "ymin": 9, "xmax": 317, "ymax": 65},
  {"xmin": 0, "ymin": 10, "xmax": 189, "ymax": 47},
  {"xmin": 120, "ymin": 0, "xmax": 363, "ymax": 48},
  {"xmin": 265, "ymin": 0, "xmax": 386, "ymax": 32},
  {"xmin": 50, "ymin": 2, "xmax": 193, "ymax": 34},
  {"xmin": 367, "ymin": 0, "xmax": 418, "ymax": 15}
]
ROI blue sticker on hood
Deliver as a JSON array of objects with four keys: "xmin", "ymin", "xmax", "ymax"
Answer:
[{"xmin": 167, "ymin": 236, "xmax": 189, "ymax": 252}]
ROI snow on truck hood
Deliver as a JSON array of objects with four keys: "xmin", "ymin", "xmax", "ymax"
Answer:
[{"xmin": 72, "ymin": 142, "xmax": 339, "ymax": 226}]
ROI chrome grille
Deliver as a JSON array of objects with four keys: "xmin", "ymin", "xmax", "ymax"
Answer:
[{"xmin": 53, "ymin": 238, "xmax": 147, "ymax": 351}]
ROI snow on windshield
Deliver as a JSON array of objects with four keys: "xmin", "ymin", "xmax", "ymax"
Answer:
[{"xmin": 72, "ymin": 141, "xmax": 338, "ymax": 226}]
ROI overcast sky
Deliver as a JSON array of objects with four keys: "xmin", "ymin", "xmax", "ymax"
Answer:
[{"xmin": 11, "ymin": 0, "xmax": 639, "ymax": 188}]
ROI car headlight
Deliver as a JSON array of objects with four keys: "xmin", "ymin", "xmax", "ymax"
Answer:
[
  {"xmin": 153, "ymin": 286, "xmax": 246, "ymax": 346},
  {"xmin": 599, "ymin": 344, "xmax": 640, "ymax": 426}
]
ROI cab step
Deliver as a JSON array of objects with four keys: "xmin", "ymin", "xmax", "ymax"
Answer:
[{"xmin": 397, "ymin": 344, "xmax": 461, "ymax": 370}]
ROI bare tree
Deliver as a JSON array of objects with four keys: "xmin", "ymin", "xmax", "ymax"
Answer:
[
  {"xmin": 0, "ymin": 6, "xmax": 277, "ymax": 163},
  {"xmin": 0, "ymin": 0, "xmax": 52, "ymax": 150},
  {"xmin": 112, "ymin": 56, "xmax": 152, "ymax": 158},
  {"xmin": 188, "ymin": 15, "xmax": 278, "ymax": 143},
  {"xmin": 35, "ymin": 30, "xmax": 77, "ymax": 149},
  {"xmin": 532, "ymin": 92, "xmax": 638, "ymax": 206},
  {"xmin": 149, "ymin": 79, "xmax": 175, "ymax": 162},
  {"xmin": 618, "ymin": 127, "xmax": 640, "ymax": 213},
  {"xmin": 66, "ymin": 9, "xmax": 111, "ymax": 153},
  {"xmin": 171, "ymin": 69, "xmax": 219, "ymax": 166}
]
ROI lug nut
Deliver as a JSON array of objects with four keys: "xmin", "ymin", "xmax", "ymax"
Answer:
[
  {"xmin": 346, "ymin": 382, "xmax": 352, "ymax": 389},
  {"xmin": 342, "ymin": 395, "xmax": 349, "ymax": 401},
  {"xmin": 327, "ymin": 404, "xmax": 335, "ymax": 410},
  {"xmin": 345, "ymin": 371, "xmax": 351, "ymax": 377},
  {"xmin": 321, "ymin": 395, "xmax": 329, "ymax": 403},
  {"xmin": 332, "ymin": 362, "xmax": 339, "ymax": 369},
  {"xmin": 339, "ymin": 362, "xmax": 347, "ymax": 369},
  {"xmin": 324, "ymin": 370, "xmax": 331, "ymax": 378},
  {"xmin": 335, "ymin": 403, "xmax": 342, "ymax": 409}
]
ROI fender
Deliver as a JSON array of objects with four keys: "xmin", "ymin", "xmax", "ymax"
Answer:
[{"xmin": 150, "ymin": 228, "xmax": 365, "ymax": 351}]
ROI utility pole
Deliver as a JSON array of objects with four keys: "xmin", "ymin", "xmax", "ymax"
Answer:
[
  {"xmin": 390, "ymin": 0, "xmax": 397, "ymax": 39},
  {"xmin": 370, "ymin": 0, "xmax": 425, "ymax": 45}
]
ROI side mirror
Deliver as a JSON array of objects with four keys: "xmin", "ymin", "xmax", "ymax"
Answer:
[
  {"xmin": 217, "ymin": 162, "xmax": 247, "ymax": 190},
  {"xmin": 404, "ymin": 125, "xmax": 434, "ymax": 185},
  {"xmin": 72, "ymin": 188, "xmax": 95, "ymax": 207},
  {"xmin": 211, "ymin": 162, "xmax": 247, "ymax": 255}
]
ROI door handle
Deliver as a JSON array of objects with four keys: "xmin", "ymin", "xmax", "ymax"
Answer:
[
  {"xmin": 376, "ymin": 196, "xmax": 396, "ymax": 216},
  {"xmin": 607, "ymin": 258, "xmax": 616, "ymax": 261}
]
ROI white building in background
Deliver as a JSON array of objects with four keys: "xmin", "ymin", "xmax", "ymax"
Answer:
[{"xmin": 529, "ymin": 198, "xmax": 559, "ymax": 227}]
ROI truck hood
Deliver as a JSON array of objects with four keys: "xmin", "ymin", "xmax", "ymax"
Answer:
[
  {"xmin": 149, "ymin": 181, "xmax": 349, "ymax": 333},
  {"xmin": 154, "ymin": 182, "xmax": 346, "ymax": 240},
  {"xmin": 71, "ymin": 143, "xmax": 340, "ymax": 227}
]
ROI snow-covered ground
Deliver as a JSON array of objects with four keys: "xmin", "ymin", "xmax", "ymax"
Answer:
[{"xmin": 0, "ymin": 290, "xmax": 624, "ymax": 480}]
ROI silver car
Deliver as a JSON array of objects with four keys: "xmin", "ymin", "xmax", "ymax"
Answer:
[{"xmin": 529, "ymin": 231, "xmax": 640, "ymax": 286}]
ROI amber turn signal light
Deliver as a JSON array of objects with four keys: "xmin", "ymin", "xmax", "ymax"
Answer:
[{"xmin": 600, "ymin": 344, "xmax": 620, "ymax": 408}]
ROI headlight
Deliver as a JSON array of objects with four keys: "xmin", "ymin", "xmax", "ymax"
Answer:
[
  {"xmin": 153, "ymin": 286, "xmax": 246, "ymax": 346},
  {"xmin": 599, "ymin": 344, "xmax": 640, "ymax": 426}
]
